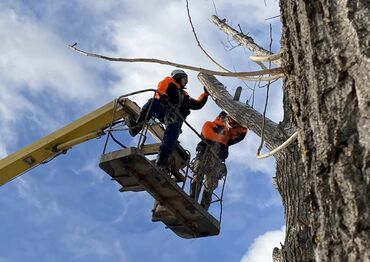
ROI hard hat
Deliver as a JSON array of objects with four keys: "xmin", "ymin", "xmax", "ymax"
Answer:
[{"xmin": 170, "ymin": 69, "xmax": 188, "ymax": 78}]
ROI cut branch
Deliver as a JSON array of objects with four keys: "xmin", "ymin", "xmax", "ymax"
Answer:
[
  {"xmin": 198, "ymin": 72, "xmax": 285, "ymax": 151},
  {"xmin": 250, "ymin": 53, "xmax": 282, "ymax": 63},
  {"xmin": 211, "ymin": 15, "xmax": 281, "ymax": 66},
  {"xmin": 69, "ymin": 43, "xmax": 283, "ymax": 80}
]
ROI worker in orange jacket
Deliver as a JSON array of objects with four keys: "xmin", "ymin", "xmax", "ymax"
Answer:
[
  {"xmin": 189, "ymin": 111, "xmax": 247, "ymax": 210},
  {"xmin": 127, "ymin": 69, "xmax": 209, "ymax": 169}
]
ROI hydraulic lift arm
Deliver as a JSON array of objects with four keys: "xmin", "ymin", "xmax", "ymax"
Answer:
[{"xmin": 0, "ymin": 98, "xmax": 165, "ymax": 186}]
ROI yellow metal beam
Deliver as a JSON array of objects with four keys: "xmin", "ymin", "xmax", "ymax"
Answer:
[
  {"xmin": 0, "ymin": 97, "xmax": 188, "ymax": 186},
  {"xmin": 0, "ymin": 100, "xmax": 124, "ymax": 186}
]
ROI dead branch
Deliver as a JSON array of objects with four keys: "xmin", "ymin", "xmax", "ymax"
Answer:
[
  {"xmin": 69, "ymin": 43, "xmax": 283, "ymax": 80},
  {"xmin": 211, "ymin": 15, "xmax": 281, "ymax": 66},
  {"xmin": 186, "ymin": 2, "xmax": 274, "ymax": 81}
]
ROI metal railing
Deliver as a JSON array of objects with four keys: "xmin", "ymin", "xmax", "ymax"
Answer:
[{"xmin": 101, "ymin": 89, "xmax": 227, "ymax": 222}]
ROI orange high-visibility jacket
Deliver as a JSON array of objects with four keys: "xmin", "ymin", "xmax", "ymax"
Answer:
[
  {"xmin": 155, "ymin": 77, "xmax": 181, "ymax": 99},
  {"xmin": 154, "ymin": 76, "xmax": 208, "ymax": 118},
  {"xmin": 227, "ymin": 125, "xmax": 247, "ymax": 146},
  {"xmin": 200, "ymin": 117, "xmax": 247, "ymax": 160},
  {"xmin": 201, "ymin": 119, "xmax": 229, "ymax": 145}
]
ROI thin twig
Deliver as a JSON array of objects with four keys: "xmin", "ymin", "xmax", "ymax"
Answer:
[
  {"xmin": 257, "ymin": 24, "xmax": 273, "ymax": 156},
  {"xmin": 265, "ymin": 14, "xmax": 281, "ymax": 21},
  {"xmin": 259, "ymin": 78, "xmax": 279, "ymax": 88},
  {"xmin": 212, "ymin": 0, "xmax": 218, "ymax": 18},
  {"xmin": 68, "ymin": 43, "xmax": 283, "ymax": 80},
  {"xmin": 252, "ymin": 80, "xmax": 259, "ymax": 107},
  {"xmin": 237, "ymin": 24, "xmax": 246, "ymax": 35},
  {"xmin": 221, "ymin": 39, "xmax": 242, "ymax": 51},
  {"xmin": 186, "ymin": 0, "xmax": 229, "ymax": 72}
]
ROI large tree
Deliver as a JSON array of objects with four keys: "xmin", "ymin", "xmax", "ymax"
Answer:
[{"xmin": 199, "ymin": 1, "xmax": 370, "ymax": 261}]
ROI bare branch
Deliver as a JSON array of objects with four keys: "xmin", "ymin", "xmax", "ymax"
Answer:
[
  {"xmin": 68, "ymin": 43, "xmax": 283, "ymax": 80},
  {"xmin": 186, "ymin": 3, "xmax": 272, "ymax": 84},
  {"xmin": 198, "ymin": 72, "xmax": 285, "ymax": 150},
  {"xmin": 265, "ymin": 14, "xmax": 281, "ymax": 21},
  {"xmin": 211, "ymin": 0, "xmax": 218, "ymax": 16},
  {"xmin": 257, "ymin": 24, "xmax": 273, "ymax": 157},
  {"xmin": 186, "ymin": 0, "xmax": 229, "ymax": 72},
  {"xmin": 211, "ymin": 15, "xmax": 281, "ymax": 66}
]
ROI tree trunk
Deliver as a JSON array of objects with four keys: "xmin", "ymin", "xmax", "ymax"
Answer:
[
  {"xmin": 202, "ymin": 1, "xmax": 369, "ymax": 260},
  {"xmin": 280, "ymin": 0, "xmax": 370, "ymax": 261}
]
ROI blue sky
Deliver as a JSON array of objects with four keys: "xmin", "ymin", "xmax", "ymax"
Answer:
[{"xmin": 0, "ymin": 1, "xmax": 285, "ymax": 261}]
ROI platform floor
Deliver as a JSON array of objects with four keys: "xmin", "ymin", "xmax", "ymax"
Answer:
[{"xmin": 99, "ymin": 148, "xmax": 220, "ymax": 239}]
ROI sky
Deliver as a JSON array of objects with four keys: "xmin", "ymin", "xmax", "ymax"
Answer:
[{"xmin": 0, "ymin": 1, "xmax": 285, "ymax": 261}]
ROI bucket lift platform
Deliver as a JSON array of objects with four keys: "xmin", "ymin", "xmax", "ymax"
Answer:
[{"xmin": 99, "ymin": 147, "xmax": 220, "ymax": 239}]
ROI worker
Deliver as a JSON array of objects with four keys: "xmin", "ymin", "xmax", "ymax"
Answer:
[
  {"xmin": 189, "ymin": 112, "xmax": 247, "ymax": 210},
  {"xmin": 126, "ymin": 69, "xmax": 209, "ymax": 169}
]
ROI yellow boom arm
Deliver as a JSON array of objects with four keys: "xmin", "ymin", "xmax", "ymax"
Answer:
[{"xmin": 0, "ymin": 98, "xmax": 165, "ymax": 186}]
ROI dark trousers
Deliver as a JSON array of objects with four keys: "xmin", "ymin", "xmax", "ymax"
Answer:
[
  {"xmin": 156, "ymin": 120, "xmax": 182, "ymax": 166},
  {"xmin": 135, "ymin": 98, "xmax": 183, "ymax": 167},
  {"xmin": 137, "ymin": 98, "xmax": 166, "ymax": 125}
]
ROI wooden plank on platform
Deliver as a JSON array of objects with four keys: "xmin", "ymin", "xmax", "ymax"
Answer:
[{"xmin": 99, "ymin": 148, "xmax": 220, "ymax": 239}]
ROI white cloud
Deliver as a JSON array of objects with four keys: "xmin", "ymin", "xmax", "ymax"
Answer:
[
  {"xmin": 15, "ymin": 178, "xmax": 62, "ymax": 222},
  {"xmin": 62, "ymin": 227, "xmax": 127, "ymax": 260},
  {"xmin": 0, "ymin": 6, "xmax": 112, "ymax": 155},
  {"xmin": 241, "ymin": 226, "xmax": 285, "ymax": 262},
  {"xmin": 0, "ymin": 9, "xmax": 103, "ymax": 101}
]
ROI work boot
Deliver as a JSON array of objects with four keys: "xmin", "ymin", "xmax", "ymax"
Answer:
[
  {"xmin": 189, "ymin": 181, "xmax": 200, "ymax": 200},
  {"xmin": 156, "ymin": 146, "xmax": 171, "ymax": 166},
  {"xmin": 129, "ymin": 125, "xmax": 142, "ymax": 137},
  {"xmin": 125, "ymin": 115, "xmax": 141, "ymax": 137},
  {"xmin": 200, "ymin": 190, "xmax": 212, "ymax": 211}
]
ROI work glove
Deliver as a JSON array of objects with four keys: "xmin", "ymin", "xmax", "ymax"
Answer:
[{"xmin": 203, "ymin": 86, "xmax": 210, "ymax": 95}]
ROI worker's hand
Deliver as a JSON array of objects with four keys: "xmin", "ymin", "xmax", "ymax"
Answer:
[{"xmin": 203, "ymin": 86, "xmax": 210, "ymax": 95}]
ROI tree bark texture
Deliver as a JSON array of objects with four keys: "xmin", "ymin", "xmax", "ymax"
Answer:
[{"xmin": 280, "ymin": 0, "xmax": 370, "ymax": 261}]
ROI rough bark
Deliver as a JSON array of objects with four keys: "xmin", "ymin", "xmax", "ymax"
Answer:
[
  {"xmin": 280, "ymin": 0, "xmax": 370, "ymax": 261},
  {"xmin": 204, "ymin": 2, "xmax": 369, "ymax": 260}
]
